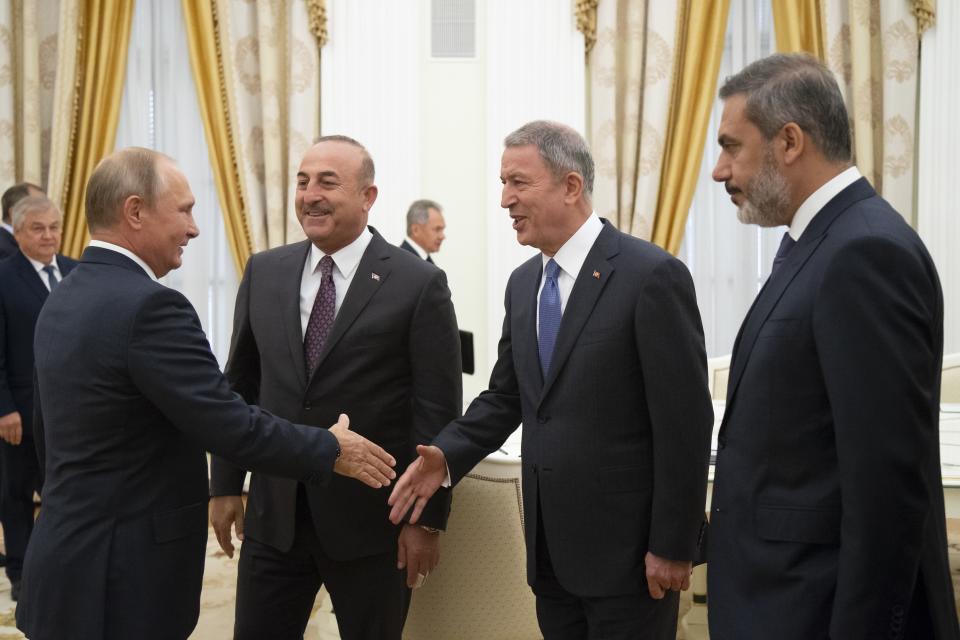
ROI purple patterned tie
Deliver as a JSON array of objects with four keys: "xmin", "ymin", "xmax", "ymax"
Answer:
[{"xmin": 304, "ymin": 255, "xmax": 336, "ymax": 374}]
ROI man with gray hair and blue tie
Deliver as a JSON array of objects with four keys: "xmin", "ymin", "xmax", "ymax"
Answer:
[{"xmin": 388, "ymin": 120, "xmax": 713, "ymax": 639}]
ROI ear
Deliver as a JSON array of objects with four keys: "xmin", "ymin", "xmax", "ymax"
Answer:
[
  {"xmin": 780, "ymin": 122, "xmax": 805, "ymax": 166},
  {"xmin": 121, "ymin": 194, "xmax": 145, "ymax": 229},
  {"xmin": 361, "ymin": 184, "xmax": 378, "ymax": 212},
  {"xmin": 563, "ymin": 171, "xmax": 585, "ymax": 204}
]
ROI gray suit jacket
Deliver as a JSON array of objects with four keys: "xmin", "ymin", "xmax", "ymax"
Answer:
[{"xmin": 433, "ymin": 220, "xmax": 713, "ymax": 597}]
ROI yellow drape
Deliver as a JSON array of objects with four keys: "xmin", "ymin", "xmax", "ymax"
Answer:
[
  {"xmin": 650, "ymin": 0, "xmax": 730, "ymax": 255},
  {"xmin": 59, "ymin": 0, "xmax": 134, "ymax": 258},
  {"xmin": 771, "ymin": 0, "xmax": 825, "ymax": 57},
  {"xmin": 182, "ymin": 0, "xmax": 252, "ymax": 276}
]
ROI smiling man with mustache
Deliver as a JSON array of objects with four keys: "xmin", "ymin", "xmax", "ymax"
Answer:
[{"xmin": 209, "ymin": 135, "xmax": 462, "ymax": 640}]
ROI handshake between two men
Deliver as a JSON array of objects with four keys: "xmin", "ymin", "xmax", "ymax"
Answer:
[{"xmin": 211, "ymin": 413, "xmax": 397, "ymax": 558}]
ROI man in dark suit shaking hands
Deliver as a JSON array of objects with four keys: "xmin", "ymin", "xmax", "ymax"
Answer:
[
  {"xmin": 0, "ymin": 196, "xmax": 77, "ymax": 601},
  {"xmin": 16, "ymin": 147, "xmax": 396, "ymax": 640},
  {"xmin": 707, "ymin": 54, "xmax": 958, "ymax": 640},
  {"xmin": 209, "ymin": 135, "xmax": 461, "ymax": 640},
  {"xmin": 388, "ymin": 121, "xmax": 713, "ymax": 639}
]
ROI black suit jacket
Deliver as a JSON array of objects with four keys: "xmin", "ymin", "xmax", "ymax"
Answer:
[
  {"xmin": 400, "ymin": 238, "xmax": 432, "ymax": 263},
  {"xmin": 432, "ymin": 220, "xmax": 713, "ymax": 597},
  {"xmin": 708, "ymin": 178, "xmax": 960, "ymax": 640},
  {"xmin": 0, "ymin": 251, "xmax": 77, "ymax": 432},
  {"xmin": 17, "ymin": 247, "xmax": 342, "ymax": 640},
  {"xmin": 210, "ymin": 229, "xmax": 461, "ymax": 560},
  {"xmin": 0, "ymin": 227, "xmax": 17, "ymax": 260}
]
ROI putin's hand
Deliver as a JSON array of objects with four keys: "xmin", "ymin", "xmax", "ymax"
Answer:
[
  {"xmin": 387, "ymin": 445, "xmax": 447, "ymax": 524},
  {"xmin": 329, "ymin": 414, "xmax": 396, "ymax": 488},
  {"xmin": 210, "ymin": 495, "xmax": 244, "ymax": 558}
]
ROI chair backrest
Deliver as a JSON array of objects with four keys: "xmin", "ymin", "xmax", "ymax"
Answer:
[
  {"xmin": 942, "ymin": 353, "xmax": 960, "ymax": 404},
  {"xmin": 402, "ymin": 472, "xmax": 540, "ymax": 640},
  {"xmin": 707, "ymin": 355, "xmax": 732, "ymax": 401}
]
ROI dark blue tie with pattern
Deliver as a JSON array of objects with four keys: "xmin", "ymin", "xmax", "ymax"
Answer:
[{"xmin": 538, "ymin": 258, "xmax": 562, "ymax": 377}]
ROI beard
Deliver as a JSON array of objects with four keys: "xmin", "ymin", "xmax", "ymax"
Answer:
[{"xmin": 736, "ymin": 150, "xmax": 792, "ymax": 227}]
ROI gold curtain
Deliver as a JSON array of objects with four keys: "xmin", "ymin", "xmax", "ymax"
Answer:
[
  {"xmin": 650, "ymin": 0, "xmax": 730, "ymax": 255},
  {"xmin": 182, "ymin": 0, "xmax": 251, "ymax": 275},
  {"xmin": 57, "ymin": 0, "xmax": 133, "ymax": 258},
  {"xmin": 771, "ymin": 0, "xmax": 825, "ymax": 57}
]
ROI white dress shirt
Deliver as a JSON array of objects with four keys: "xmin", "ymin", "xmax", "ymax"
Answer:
[
  {"xmin": 536, "ymin": 213, "xmax": 604, "ymax": 336},
  {"xmin": 26, "ymin": 255, "xmax": 62, "ymax": 291},
  {"xmin": 1, "ymin": 221, "xmax": 12, "ymax": 235},
  {"xmin": 300, "ymin": 227, "xmax": 373, "ymax": 337},
  {"xmin": 404, "ymin": 236, "xmax": 430, "ymax": 261},
  {"xmin": 789, "ymin": 166, "xmax": 862, "ymax": 241},
  {"xmin": 88, "ymin": 240, "xmax": 159, "ymax": 281}
]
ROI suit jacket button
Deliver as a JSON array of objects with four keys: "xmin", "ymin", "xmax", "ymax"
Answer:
[
  {"xmin": 537, "ymin": 415, "xmax": 550, "ymax": 424},
  {"xmin": 303, "ymin": 403, "xmax": 311, "ymax": 410}
]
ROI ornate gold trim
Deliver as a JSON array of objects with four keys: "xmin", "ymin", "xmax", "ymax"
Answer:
[
  {"xmin": 305, "ymin": 0, "xmax": 328, "ymax": 48},
  {"xmin": 911, "ymin": 0, "xmax": 935, "ymax": 36},
  {"xmin": 60, "ymin": 1, "xmax": 84, "ymax": 213},
  {"xmin": 575, "ymin": 0, "xmax": 599, "ymax": 55},
  {"xmin": 210, "ymin": 0, "xmax": 253, "ymax": 260}
]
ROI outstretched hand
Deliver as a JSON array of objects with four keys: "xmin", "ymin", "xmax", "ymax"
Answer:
[
  {"xmin": 330, "ymin": 414, "xmax": 396, "ymax": 488},
  {"xmin": 387, "ymin": 444, "xmax": 447, "ymax": 524}
]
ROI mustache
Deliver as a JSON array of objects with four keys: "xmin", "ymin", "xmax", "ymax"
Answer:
[
  {"xmin": 302, "ymin": 204, "xmax": 334, "ymax": 216},
  {"xmin": 725, "ymin": 183, "xmax": 740, "ymax": 196}
]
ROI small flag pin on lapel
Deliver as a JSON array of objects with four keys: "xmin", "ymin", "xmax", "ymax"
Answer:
[
  {"xmin": 371, "ymin": 272, "xmax": 380, "ymax": 281},
  {"xmin": 593, "ymin": 270, "xmax": 601, "ymax": 279}
]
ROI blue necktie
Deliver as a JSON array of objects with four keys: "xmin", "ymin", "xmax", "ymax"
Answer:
[
  {"xmin": 771, "ymin": 232, "xmax": 796, "ymax": 275},
  {"xmin": 42, "ymin": 264, "xmax": 59, "ymax": 291},
  {"xmin": 538, "ymin": 259, "xmax": 562, "ymax": 377}
]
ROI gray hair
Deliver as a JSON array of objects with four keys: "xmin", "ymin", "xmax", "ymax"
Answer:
[
  {"xmin": 719, "ymin": 53, "xmax": 851, "ymax": 163},
  {"xmin": 504, "ymin": 120, "xmax": 594, "ymax": 197},
  {"xmin": 11, "ymin": 195, "xmax": 60, "ymax": 230},
  {"xmin": 315, "ymin": 134, "xmax": 376, "ymax": 187},
  {"xmin": 85, "ymin": 147, "xmax": 173, "ymax": 232},
  {"xmin": 406, "ymin": 199, "xmax": 442, "ymax": 233}
]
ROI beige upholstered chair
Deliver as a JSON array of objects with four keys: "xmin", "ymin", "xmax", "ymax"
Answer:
[
  {"xmin": 707, "ymin": 355, "xmax": 732, "ymax": 401},
  {"xmin": 403, "ymin": 459, "xmax": 540, "ymax": 640},
  {"xmin": 942, "ymin": 353, "xmax": 960, "ymax": 404}
]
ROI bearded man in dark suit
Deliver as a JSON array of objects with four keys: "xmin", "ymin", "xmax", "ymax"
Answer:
[{"xmin": 707, "ymin": 53, "xmax": 958, "ymax": 640}]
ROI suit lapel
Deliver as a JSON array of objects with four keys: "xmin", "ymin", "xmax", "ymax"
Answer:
[
  {"xmin": 281, "ymin": 242, "xmax": 312, "ymax": 390},
  {"xmin": 307, "ymin": 232, "xmax": 391, "ymax": 383},
  {"xmin": 539, "ymin": 224, "xmax": 618, "ymax": 403},
  {"xmin": 515, "ymin": 258, "xmax": 545, "ymax": 394},
  {"xmin": 14, "ymin": 252, "xmax": 50, "ymax": 304},
  {"xmin": 723, "ymin": 177, "xmax": 877, "ymax": 415}
]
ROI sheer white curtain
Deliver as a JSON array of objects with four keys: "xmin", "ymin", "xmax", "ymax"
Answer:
[
  {"xmin": 918, "ymin": 0, "xmax": 960, "ymax": 354},
  {"xmin": 678, "ymin": 0, "xmax": 781, "ymax": 358},
  {"xmin": 115, "ymin": 0, "xmax": 239, "ymax": 366}
]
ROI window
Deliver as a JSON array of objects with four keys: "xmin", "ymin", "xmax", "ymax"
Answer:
[
  {"xmin": 678, "ymin": 0, "xmax": 783, "ymax": 357},
  {"xmin": 115, "ymin": 0, "xmax": 238, "ymax": 365}
]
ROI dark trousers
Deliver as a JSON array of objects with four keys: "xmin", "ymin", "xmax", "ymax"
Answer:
[
  {"xmin": 234, "ymin": 486, "xmax": 410, "ymax": 640},
  {"xmin": 0, "ymin": 437, "xmax": 40, "ymax": 582},
  {"xmin": 531, "ymin": 493, "xmax": 678, "ymax": 640}
]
